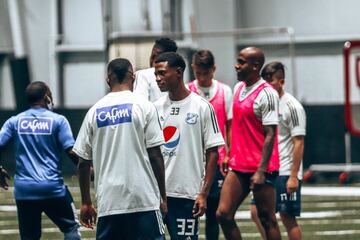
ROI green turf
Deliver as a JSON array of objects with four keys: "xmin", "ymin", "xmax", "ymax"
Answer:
[{"xmin": 1, "ymin": 179, "xmax": 360, "ymax": 239}]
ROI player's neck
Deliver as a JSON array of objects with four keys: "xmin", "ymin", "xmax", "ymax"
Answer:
[
  {"xmin": 110, "ymin": 84, "xmax": 131, "ymax": 92},
  {"xmin": 245, "ymin": 76, "xmax": 260, "ymax": 87},
  {"xmin": 197, "ymin": 79, "xmax": 213, "ymax": 88},
  {"xmin": 169, "ymin": 84, "xmax": 191, "ymax": 101},
  {"xmin": 279, "ymin": 89, "xmax": 285, "ymax": 98}
]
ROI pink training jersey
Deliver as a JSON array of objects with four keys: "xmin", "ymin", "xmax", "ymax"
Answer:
[
  {"xmin": 229, "ymin": 81, "xmax": 279, "ymax": 173},
  {"xmin": 188, "ymin": 81, "xmax": 227, "ymax": 164}
]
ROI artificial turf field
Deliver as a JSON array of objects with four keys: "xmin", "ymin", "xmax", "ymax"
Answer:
[{"xmin": 1, "ymin": 178, "xmax": 360, "ymax": 239}]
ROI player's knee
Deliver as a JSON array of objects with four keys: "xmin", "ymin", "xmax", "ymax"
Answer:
[
  {"xmin": 216, "ymin": 208, "xmax": 233, "ymax": 223},
  {"xmin": 258, "ymin": 212, "xmax": 277, "ymax": 229}
]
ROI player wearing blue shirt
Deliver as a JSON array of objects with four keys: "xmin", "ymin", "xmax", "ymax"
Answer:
[{"xmin": 0, "ymin": 81, "xmax": 81, "ymax": 240}]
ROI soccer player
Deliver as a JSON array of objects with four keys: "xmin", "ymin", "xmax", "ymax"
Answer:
[
  {"xmin": 251, "ymin": 61, "xmax": 306, "ymax": 240},
  {"xmin": 73, "ymin": 58, "xmax": 166, "ymax": 239},
  {"xmin": 134, "ymin": 37, "xmax": 178, "ymax": 102},
  {"xmin": 187, "ymin": 49, "xmax": 233, "ymax": 240},
  {"xmin": 154, "ymin": 52, "xmax": 225, "ymax": 240},
  {"xmin": 216, "ymin": 47, "xmax": 281, "ymax": 240},
  {"xmin": 0, "ymin": 81, "xmax": 80, "ymax": 240}
]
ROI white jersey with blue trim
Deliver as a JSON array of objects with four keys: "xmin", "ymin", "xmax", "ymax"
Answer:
[
  {"xmin": 73, "ymin": 90, "xmax": 164, "ymax": 217},
  {"xmin": 278, "ymin": 92, "xmax": 306, "ymax": 179},
  {"xmin": 154, "ymin": 92, "xmax": 225, "ymax": 200}
]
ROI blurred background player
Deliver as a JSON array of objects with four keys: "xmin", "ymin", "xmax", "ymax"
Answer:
[
  {"xmin": 134, "ymin": 37, "xmax": 178, "ymax": 102},
  {"xmin": 154, "ymin": 52, "xmax": 225, "ymax": 240},
  {"xmin": 216, "ymin": 47, "xmax": 281, "ymax": 240},
  {"xmin": 187, "ymin": 49, "xmax": 233, "ymax": 240},
  {"xmin": 74, "ymin": 58, "xmax": 166, "ymax": 239},
  {"xmin": 0, "ymin": 81, "xmax": 80, "ymax": 240},
  {"xmin": 251, "ymin": 61, "xmax": 306, "ymax": 240}
]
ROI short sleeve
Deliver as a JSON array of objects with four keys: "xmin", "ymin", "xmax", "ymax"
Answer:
[
  {"xmin": 73, "ymin": 111, "xmax": 94, "ymax": 160},
  {"xmin": 0, "ymin": 118, "xmax": 14, "ymax": 146},
  {"xmin": 144, "ymin": 103, "xmax": 165, "ymax": 148},
  {"xmin": 258, "ymin": 87, "xmax": 279, "ymax": 126},
  {"xmin": 57, "ymin": 116, "xmax": 75, "ymax": 150},
  {"xmin": 287, "ymin": 102, "xmax": 306, "ymax": 137},
  {"xmin": 134, "ymin": 70, "xmax": 150, "ymax": 100},
  {"xmin": 223, "ymin": 85, "xmax": 233, "ymax": 120},
  {"xmin": 202, "ymin": 102, "xmax": 225, "ymax": 150}
]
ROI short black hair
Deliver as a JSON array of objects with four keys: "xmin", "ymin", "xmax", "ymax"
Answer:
[
  {"xmin": 154, "ymin": 38, "xmax": 178, "ymax": 53},
  {"xmin": 155, "ymin": 52, "xmax": 186, "ymax": 72},
  {"xmin": 107, "ymin": 58, "xmax": 132, "ymax": 83},
  {"xmin": 261, "ymin": 61, "xmax": 285, "ymax": 81},
  {"xmin": 192, "ymin": 49, "xmax": 215, "ymax": 69},
  {"xmin": 26, "ymin": 81, "xmax": 50, "ymax": 105}
]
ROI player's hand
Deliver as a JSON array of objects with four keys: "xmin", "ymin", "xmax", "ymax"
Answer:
[
  {"xmin": 192, "ymin": 193, "xmax": 207, "ymax": 218},
  {"xmin": 250, "ymin": 171, "xmax": 265, "ymax": 190},
  {"xmin": 80, "ymin": 204, "xmax": 97, "ymax": 229},
  {"xmin": 160, "ymin": 198, "xmax": 168, "ymax": 216},
  {"xmin": 220, "ymin": 156, "xmax": 229, "ymax": 177},
  {"xmin": 286, "ymin": 176, "xmax": 299, "ymax": 194},
  {"xmin": 0, "ymin": 167, "xmax": 11, "ymax": 190}
]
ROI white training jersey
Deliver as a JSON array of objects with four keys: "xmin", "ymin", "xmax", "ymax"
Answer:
[
  {"xmin": 278, "ymin": 92, "xmax": 306, "ymax": 179},
  {"xmin": 234, "ymin": 79, "xmax": 279, "ymax": 125},
  {"xmin": 73, "ymin": 90, "xmax": 164, "ymax": 217},
  {"xmin": 186, "ymin": 80, "xmax": 233, "ymax": 120},
  {"xmin": 154, "ymin": 92, "xmax": 225, "ymax": 200},
  {"xmin": 134, "ymin": 67, "xmax": 166, "ymax": 102}
]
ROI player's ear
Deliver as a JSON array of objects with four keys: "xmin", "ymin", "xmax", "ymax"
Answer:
[
  {"xmin": 44, "ymin": 95, "xmax": 51, "ymax": 104},
  {"xmin": 176, "ymin": 67, "xmax": 182, "ymax": 76},
  {"xmin": 280, "ymin": 79, "xmax": 285, "ymax": 86}
]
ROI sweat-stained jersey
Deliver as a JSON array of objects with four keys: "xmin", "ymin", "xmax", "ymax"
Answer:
[
  {"xmin": 73, "ymin": 90, "xmax": 164, "ymax": 217},
  {"xmin": 278, "ymin": 92, "xmax": 306, "ymax": 179},
  {"xmin": 154, "ymin": 92, "xmax": 225, "ymax": 200}
]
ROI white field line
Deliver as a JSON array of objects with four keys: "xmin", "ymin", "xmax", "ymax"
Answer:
[
  {"xmin": 2, "ymin": 186, "xmax": 360, "ymax": 196},
  {"xmin": 302, "ymin": 187, "xmax": 360, "ymax": 196},
  {"xmin": 315, "ymin": 230, "xmax": 360, "ymax": 236}
]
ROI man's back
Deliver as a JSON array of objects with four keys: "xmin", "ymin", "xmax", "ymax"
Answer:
[
  {"xmin": 0, "ymin": 107, "xmax": 74, "ymax": 200},
  {"xmin": 74, "ymin": 90, "xmax": 164, "ymax": 217}
]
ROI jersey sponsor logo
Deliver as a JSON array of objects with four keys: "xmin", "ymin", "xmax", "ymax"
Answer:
[
  {"xmin": 185, "ymin": 113, "xmax": 198, "ymax": 124},
  {"xmin": 96, "ymin": 103, "xmax": 132, "ymax": 128},
  {"xmin": 163, "ymin": 126, "xmax": 180, "ymax": 149},
  {"xmin": 18, "ymin": 117, "xmax": 53, "ymax": 135}
]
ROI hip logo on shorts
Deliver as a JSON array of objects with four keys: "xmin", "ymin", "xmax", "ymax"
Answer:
[
  {"xmin": 18, "ymin": 117, "xmax": 53, "ymax": 135},
  {"xmin": 96, "ymin": 104, "xmax": 132, "ymax": 128}
]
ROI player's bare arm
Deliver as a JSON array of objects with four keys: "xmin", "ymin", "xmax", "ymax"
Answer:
[
  {"xmin": 66, "ymin": 148, "xmax": 79, "ymax": 166},
  {"xmin": 78, "ymin": 158, "xmax": 97, "ymax": 229},
  {"xmin": 147, "ymin": 146, "xmax": 167, "ymax": 216},
  {"xmin": 251, "ymin": 124, "xmax": 277, "ymax": 189},
  {"xmin": 287, "ymin": 135, "xmax": 305, "ymax": 193},
  {"xmin": 0, "ymin": 165, "xmax": 10, "ymax": 190},
  {"xmin": 193, "ymin": 146, "xmax": 218, "ymax": 217},
  {"xmin": 0, "ymin": 146, "xmax": 10, "ymax": 190},
  {"xmin": 221, "ymin": 119, "xmax": 232, "ymax": 176}
]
